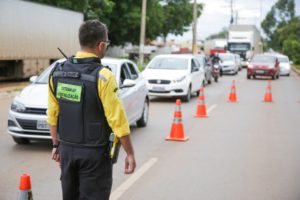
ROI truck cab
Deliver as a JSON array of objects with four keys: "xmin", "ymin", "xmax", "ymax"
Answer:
[{"xmin": 227, "ymin": 25, "xmax": 262, "ymax": 68}]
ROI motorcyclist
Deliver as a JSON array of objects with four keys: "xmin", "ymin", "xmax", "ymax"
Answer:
[{"xmin": 211, "ymin": 53, "xmax": 223, "ymax": 76}]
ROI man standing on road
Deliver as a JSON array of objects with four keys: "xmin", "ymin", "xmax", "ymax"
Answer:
[{"xmin": 47, "ymin": 19, "xmax": 136, "ymax": 200}]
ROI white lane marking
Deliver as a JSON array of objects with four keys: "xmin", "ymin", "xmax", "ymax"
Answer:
[
  {"xmin": 207, "ymin": 104, "xmax": 217, "ymax": 114},
  {"xmin": 110, "ymin": 157, "xmax": 158, "ymax": 200}
]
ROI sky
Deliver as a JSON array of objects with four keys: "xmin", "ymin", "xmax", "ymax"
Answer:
[{"xmin": 167, "ymin": 0, "xmax": 300, "ymax": 42}]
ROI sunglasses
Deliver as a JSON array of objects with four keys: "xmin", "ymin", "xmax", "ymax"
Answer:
[{"xmin": 103, "ymin": 40, "xmax": 110, "ymax": 46}]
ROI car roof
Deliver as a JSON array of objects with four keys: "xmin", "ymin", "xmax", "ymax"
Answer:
[
  {"xmin": 102, "ymin": 57, "xmax": 132, "ymax": 65},
  {"xmin": 219, "ymin": 53, "xmax": 233, "ymax": 56},
  {"xmin": 153, "ymin": 54, "xmax": 195, "ymax": 59},
  {"xmin": 53, "ymin": 57, "xmax": 131, "ymax": 65},
  {"xmin": 255, "ymin": 53, "xmax": 276, "ymax": 58}
]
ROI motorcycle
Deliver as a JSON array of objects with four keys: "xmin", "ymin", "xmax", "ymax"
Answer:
[{"xmin": 211, "ymin": 62, "xmax": 221, "ymax": 82}]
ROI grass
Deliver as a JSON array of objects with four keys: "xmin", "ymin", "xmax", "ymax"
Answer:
[{"xmin": 294, "ymin": 64, "xmax": 300, "ymax": 71}]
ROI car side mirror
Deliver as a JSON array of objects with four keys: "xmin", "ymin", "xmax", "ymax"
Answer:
[
  {"xmin": 193, "ymin": 67, "xmax": 199, "ymax": 72},
  {"xmin": 29, "ymin": 75, "xmax": 38, "ymax": 83},
  {"xmin": 121, "ymin": 79, "xmax": 136, "ymax": 89}
]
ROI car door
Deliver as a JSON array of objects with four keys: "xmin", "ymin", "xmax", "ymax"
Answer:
[
  {"xmin": 125, "ymin": 61, "xmax": 144, "ymax": 121},
  {"xmin": 190, "ymin": 58, "xmax": 202, "ymax": 92},
  {"xmin": 118, "ymin": 62, "xmax": 135, "ymax": 123},
  {"xmin": 197, "ymin": 58, "xmax": 205, "ymax": 85}
]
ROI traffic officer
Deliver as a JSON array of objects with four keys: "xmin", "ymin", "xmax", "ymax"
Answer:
[{"xmin": 47, "ymin": 19, "xmax": 136, "ymax": 200}]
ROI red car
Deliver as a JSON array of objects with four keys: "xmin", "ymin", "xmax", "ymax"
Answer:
[{"xmin": 247, "ymin": 54, "xmax": 280, "ymax": 80}]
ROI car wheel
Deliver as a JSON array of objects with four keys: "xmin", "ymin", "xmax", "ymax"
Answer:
[
  {"xmin": 136, "ymin": 99, "xmax": 149, "ymax": 127},
  {"xmin": 182, "ymin": 86, "xmax": 191, "ymax": 102},
  {"xmin": 276, "ymin": 74, "xmax": 280, "ymax": 79},
  {"xmin": 253, "ymin": 75, "xmax": 256, "ymax": 79},
  {"xmin": 247, "ymin": 75, "xmax": 251, "ymax": 79},
  {"xmin": 214, "ymin": 76, "xmax": 218, "ymax": 82},
  {"xmin": 287, "ymin": 73, "xmax": 290, "ymax": 76},
  {"xmin": 208, "ymin": 78, "xmax": 211, "ymax": 84},
  {"xmin": 272, "ymin": 75, "xmax": 275, "ymax": 80},
  {"xmin": 12, "ymin": 137, "xmax": 30, "ymax": 145}
]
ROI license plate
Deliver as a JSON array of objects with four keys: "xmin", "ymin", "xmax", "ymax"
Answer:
[
  {"xmin": 37, "ymin": 120, "xmax": 49, "ymax": 130},
  {"xmin": 256, "ymin": 70, "xmax": 265, "ymax": 74},
  {"xmin": 152, "ymin": 86, "xmax": 165, "ymax": 91}
]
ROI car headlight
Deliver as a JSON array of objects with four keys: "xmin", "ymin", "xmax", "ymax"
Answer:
[
  {"xmin": 11, "ymin": 100, "xmax": 26, "ymax": 113},
  {"xmin": 173, "ymin": 76, "xmax": 186, "ymax": 83},
  {"xmin": 268, "ymin": 64, "xmax": 274, "ymax": 69}
]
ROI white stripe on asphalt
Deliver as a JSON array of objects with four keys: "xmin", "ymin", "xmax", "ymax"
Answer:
[
  {"xmin": 207, "ymin": 104, "xmax": 217, "ymax": 114},
  {"xmin": 110, "ymin": 157, "xmax": 158, "ymax": 200}
]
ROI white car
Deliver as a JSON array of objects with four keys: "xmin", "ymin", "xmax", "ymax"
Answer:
[
  {"xmin": 8, "ymin": 58, "xmax": 149, "ymax": 144},
  {"xmin": 218, "ymin": 53, "xmax": 239, "ymax": 75},
  {"xmin": 277, "ymin": 54, "xmax": 291, "ymax": 76},
  {"xmin": 142, "ymin": 54, "xmax": 205, "ymax": 102}
]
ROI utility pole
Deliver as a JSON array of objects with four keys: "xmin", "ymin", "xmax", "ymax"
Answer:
[
  {"xmin": 192, "ymin": 0, "xmax": 197, "ymax": 54},
  {"xmin": 139, "ymin": 0, "xmax": 147, "ymax": 66},
  {"xmin": 230, "ymin": 0, "xmax": 233, "ymax": 25}
]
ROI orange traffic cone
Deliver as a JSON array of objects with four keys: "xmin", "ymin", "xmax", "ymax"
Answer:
[
  {"xmin": 18, "ymin": 174, "xmax": 33, "ymax": 200},
  {"xmin": 228, "ymin": 80, "xmax": 237, "ymax": 103},
  {"xmin": 194, "ymin": 87, "xmax": 208, "ymax": 117},
  {"xmin": 166, "ymin": 99, "xmax": 189, "ymax": 141},
  {"xmin": 264, "ymin": 81, "xmax": 273, "ymax": 102}
]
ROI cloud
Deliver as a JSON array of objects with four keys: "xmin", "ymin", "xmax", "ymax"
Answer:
[{"xmin": 167, "ymin": 0, "xmax": 300, "ymax": 41}]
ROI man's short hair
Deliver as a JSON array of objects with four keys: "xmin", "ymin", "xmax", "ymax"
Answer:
[{"xmin": 79, "ymin": 20, "xmax": 107, "ymax": 49}]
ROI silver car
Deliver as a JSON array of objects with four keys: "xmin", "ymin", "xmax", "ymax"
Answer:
[
  {"xmin": 218, "ymin": 53, "xmax": 239, "ymax": 75},
  {"xmin": 8, "ymin": 58, "xmax": 149, "ymax": 144},
  {"xmin": 276, "ymin": 54, "xmax": 292, "ymax": 76}
]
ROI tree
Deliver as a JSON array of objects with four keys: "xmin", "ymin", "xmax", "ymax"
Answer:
[
  {"xmin": 28, "ymin": 0, "xmax": 202, "ymax": 45},
  {"xmin": 160, "ymin": 0, "xmax": 203, "ymax": 41},
  {"xmin": 261, "ymin": 0, "xmax": 300, "ymax": 64},
  {"xmin": 107, "ymin": 0, "xmax": 165, "ymax": 45},
  {"xmin": 206, "ymin": 27, "xmax": 228, "ymax": 40},
  {"xmin": 280, "ymin": 17, "xmax": 300, "ymax": 64},
  {"xmin": 27, "ymin": 0, "xmax": 114, "ymax": 22},
  {"xmin": 261, "ymin": 0, "xmax": 295, "ymax": 48}
]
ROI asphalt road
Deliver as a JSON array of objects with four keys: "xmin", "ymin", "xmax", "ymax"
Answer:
[{"xmin": 1, "ymin": 70, "xmax": 300, "ymax": 200}]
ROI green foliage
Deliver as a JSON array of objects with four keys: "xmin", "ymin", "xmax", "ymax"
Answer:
[
  {"xmin": 261, "ymin": 0, "xmax": 295, "ymax": 44},
  {"xmin": 294, "ymin": 64, "xmax": 300, "ymax": 71},
  {"xmin": 28, "ymin": 0, "xmax": 203, "ymax": 46},
  {"xmin": 206, "ymin": 27, "xmax": 228, "ymax": 40},
  {"xmin": 261, "ymin": 0, "xmax": 300, "ymax": 64},
  {"xmin": 160, "ymin": 0, "xmax": 203, "ymax": 38},
  {"xmin": 282, "ymin": 39, "xmax": 300, "ymax": 64}
]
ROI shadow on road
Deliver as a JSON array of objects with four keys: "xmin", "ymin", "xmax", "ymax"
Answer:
[{"xmin": 11, "ymin": 140, "xmax": 52, "ymax": 153}]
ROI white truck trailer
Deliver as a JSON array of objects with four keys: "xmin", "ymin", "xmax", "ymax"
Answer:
[
  {"xmin": 227, "ymin": 25, "xmax": 262, "ymax": 67},
  {"xmin": 0, "ymin": 0, "xmax": 83, "ymax": 80}
]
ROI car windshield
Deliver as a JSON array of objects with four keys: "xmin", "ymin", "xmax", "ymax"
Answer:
[
  {"xmin": 194, "ymin": 55, "xmax": 205, "ymax": 66},
  {"xmin": 102, "ymin": 63, "xmax": 118, "ymax": 76},
  {"xmin": 252, "ymin": 55, "xmax": 275, "ymax": 63},
  {"xmin": 278, "ymin": 57, "xmax": 289, "ymax": 63},
  {"xmin": 219, "ymin": 54, "xmax": 234, "ymax": 61},
  {"xmin": 228, "ymin": 43, "xmax": 251, "ymax": 51},
  {"xmin": 147, "ymin": 57, "xmax": 189, "ymax": 70},
  {"xmin": 35, "ymin": 64, "xmax": 54, "ymax": 84}
]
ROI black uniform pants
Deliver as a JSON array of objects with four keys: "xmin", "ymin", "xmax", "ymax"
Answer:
[{"xmin": 59, "ymin": 144, "xmax": 112, "ymax": 200}]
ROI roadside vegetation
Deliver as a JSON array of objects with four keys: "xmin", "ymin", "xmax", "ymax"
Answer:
[
  {"xmin": 294, "ymin": 64, "xmax": 300, "ymax": 71},
  {"xmin": 261, "ymin": 0, "xmax": 300, "ymax": 65},
  {"xmin": 28, "ymin": 0, "xmax": 203, "ymax": 46}
]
